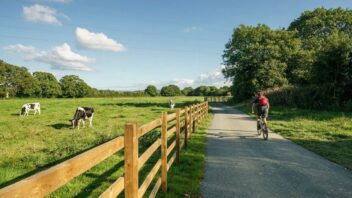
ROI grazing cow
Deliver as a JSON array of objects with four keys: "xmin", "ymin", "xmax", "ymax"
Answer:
[
  {"xmin": 169, "ymin": 99, "xmax": 175, "ymax": 109},
  {"xmin": 20, "ymin": 103, "xmax": 41, "ymax": 116},
  {"xmin": 70, "ymin": 107, "xmax": 94, "ymax": 129}
]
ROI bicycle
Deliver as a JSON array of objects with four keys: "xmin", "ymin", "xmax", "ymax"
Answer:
[{"xmin": 258, "ymin": 114, "xmax": 268, "ymax": 140}]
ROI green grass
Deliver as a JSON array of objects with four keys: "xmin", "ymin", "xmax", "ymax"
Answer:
[
  {"xmin": 0, "ymin": 97, "xmax": 204, "ymax": 197},
  {"xmin": 233, "ymin": 102, "xmax": 352, "ymax": 170},
  {"xmin": 157, "ymin": 113, "xmax": 212, "ymax": 198}
]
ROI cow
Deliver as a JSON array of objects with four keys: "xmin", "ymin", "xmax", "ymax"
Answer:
[
  {"xmin": 20, "ymin": 103, "xmax": 41, "ymax": 116},
  {"xmin": 169, "ymin": 99, "xmax": 175, "ymax": 109},
  {"xmin": 70, "ymin": 107, "xmax": 94, "ymax": 129}
]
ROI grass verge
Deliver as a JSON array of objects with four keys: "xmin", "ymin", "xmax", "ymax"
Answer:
[
  {"xmin": 156, "ymin": 113, "xmax": 213, "ymax": 198},
  {"xmin": 233, "ymin": 102, "xmax": 352, "ymax": 170}
]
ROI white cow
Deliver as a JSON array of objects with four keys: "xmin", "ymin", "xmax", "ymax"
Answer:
[{"xmin": 20, "ymin": 103, "xmax": 41, "ymax": 116}]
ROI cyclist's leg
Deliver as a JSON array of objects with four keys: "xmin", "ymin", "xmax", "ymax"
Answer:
[{"xmin": 263, "ymin": 106, "xmax": 269, "ymax": 126}]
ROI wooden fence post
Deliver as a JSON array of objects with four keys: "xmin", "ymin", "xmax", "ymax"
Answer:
[
  {"xmin": 189, "ymin": 105, "xmax": 192, "ymax": 136},
  {"xmin": 203, "ymin": 102, "xmax": 206, "ymax": 118},
  {"xmin": 206, "ymin": 101, "xmax": 208, "ymax": 116},
  {"xmin": 195, "ymin": 105, "xmax": 198, "ymax": 129},
  {"xmin": 192, "ymin": 105, "xmax": 195, "ymax": 134},
  {"xmin": 124, "ymin": 122, "xmax": 138, "ymax": 198},
  {"xmin": 184, "ymin": 107, "xmax": 188, "ymax": 148},
  {"xmin": 176, "ymin": 109, "xmax": 180, "ymax": 163},
  {"xmin": 161, "ymin": 112, "xmax": 168, "ymax": 192}
]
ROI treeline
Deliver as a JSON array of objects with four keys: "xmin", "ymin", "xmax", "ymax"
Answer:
[
  {"xmin": 222, "ymin": 7, "xmax": 352, "ymax": 110},
  {"xmin": 144, "ymin": 84, "xmax": 231, "ymax": 97},
  {"xmin": 0, "ymin": 60, "xmax": 145, "ymax": 98},
  {"xmin": 0, "ymin": 60, "xmax": 230, "ymax": 98}
]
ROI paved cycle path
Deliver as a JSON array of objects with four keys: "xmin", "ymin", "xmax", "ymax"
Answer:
[{"xmin": 201, "ymin": 104, "xmax": 352, "ymax": 198}]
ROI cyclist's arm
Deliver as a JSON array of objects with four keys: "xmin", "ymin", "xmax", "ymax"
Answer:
[
  {"xmin": 267, "ymin": 103, "xmax": 270, "ymax": 110},
  {"xmin": 251, "ymin": 103, "xmax": 255, "ymax": 113}
]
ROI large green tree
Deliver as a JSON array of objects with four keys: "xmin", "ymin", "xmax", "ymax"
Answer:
[
  {"xmin": 60, "ymin": 75, "xmax": 92, "ymax": 98},
  {"xmin": 289, "ymin": 7, "xmax": 352, "ymax": 50},
  {"xmin": 222, "ymin": 25, "xmax": 302, "ymax": 100},
  {"xmin": 33, "ymin": 72, "xmax": 62, "ymax": 98},
  {"xmin": 0, "ymin": 60, "xmax": 40, "ymax": 97},
  {"xmin": 310, "ymin": 31, "xmax": 352, "ymax": 105},
  {"xmin": 287, "ymin": 7, "xmax": 352, "ymax": 85},
  {"xmin": 160, "ymin": 84, "xmax": 182, "ymax": 96},
  {"xmin": 144, "ymin": 85, "xmax": 159, "ymax": 96},
  {"xmin": 182, "ymin": 87, "xmax": 193, "ymax": 96}
]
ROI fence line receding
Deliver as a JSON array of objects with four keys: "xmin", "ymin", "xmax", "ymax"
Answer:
[{"xmin": 0, "ymin": 101, "xmax": 209, "ymax": 198}]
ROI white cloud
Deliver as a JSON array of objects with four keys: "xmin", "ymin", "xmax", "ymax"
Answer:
[
  {"xmin": 106, "ymin": 66, "xmax": 230, "ymax": 91},
  {"xmin": 75, "ymin": 27, "xmax": 126, "ymax": 52},
  {"xmin": 167, "ymin": 79, "xmax": 195, "ymax": 88},
  {"xmin": 45, "ymin": 0, "xmax": 71, "ymax": 3},
  {"xmin": 163, "ymin": 67, "xmax": 230, "ymax": 88},
  {"xmin": 4, "ymin": 43, "xmax": 94, "ymax": 71},
  {"xmin": 23, "ymin": 4, "xmax": 61, "ymax": 25},
  {"xmin": 183, "ymin": 26, "xmax": 200, "ymax": 33},
  {"xmin": 35, "ymin": 0, "xmax": 72, "ymax": 3},
  {"xmin": 4, "ymin": 44, "xmax": 36, "ymax": 55},
  {"xmin": 195, "ymin": 67, "xmax": 230, "ymax": 87}
]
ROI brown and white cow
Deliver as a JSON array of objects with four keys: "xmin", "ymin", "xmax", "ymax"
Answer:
[
  {"xmin": 70, "ymin": 107, "xmax": 94, "ymax": 129},
  {"xmin": 20, "ymin": 103, "xmax": 41, "ymax": 116}
]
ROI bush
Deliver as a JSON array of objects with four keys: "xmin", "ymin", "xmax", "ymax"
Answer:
[
  {"xmin": 160, "ymin": 85, "xmax": 182, "ymax": 96},
  {"xmin": 144, "ymin": 85, "xmax": 159, "ymax": 96},
  {"xmin": 264, "ymin": 86, "xmax": 343, "ymax": 110}
]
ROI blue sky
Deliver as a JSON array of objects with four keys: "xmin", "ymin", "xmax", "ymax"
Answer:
[{"xmin": 1, "ymin": 0, "xmax": 352, "ymax": 90}]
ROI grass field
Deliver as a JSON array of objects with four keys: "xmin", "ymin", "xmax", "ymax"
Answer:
[
  {"xmin": 234, "ymin": 102, "xmax": 352, "ymax": 170},
  {"xmin": 0, "ymin": 97, "xmax": 207, "ymax": 197}
]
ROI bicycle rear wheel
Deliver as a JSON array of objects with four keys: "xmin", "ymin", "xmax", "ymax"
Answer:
[{"xmin": 262, "ymin": 123, "xmax": 268, "ymax": 140}]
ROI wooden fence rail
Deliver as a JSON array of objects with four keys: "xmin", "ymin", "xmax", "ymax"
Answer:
[
  {"xmin": 0, "ymin": 101, "xmax": 209, "ymax": 198},
  {"xmin": 205, "ymin": 96, "xmax": 233, "ymax": 103}
]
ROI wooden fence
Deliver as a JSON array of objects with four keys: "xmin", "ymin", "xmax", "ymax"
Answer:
[
  {"xmin": 205, "ymin": 96, "xmax": 232, "ymax": 103},
  {"xmin": 0, "ymin": 101, "xmax": 209, "ymax": 198}
]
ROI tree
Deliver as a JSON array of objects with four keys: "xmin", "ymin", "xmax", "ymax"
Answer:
[
  {"xmin": 33, "ymin": 72, "xmax": 62, "ymax": 98},
  {"xmin": 222, "ymin": 25, "xmax": 302, "ymax": 101},
  {"xmin": 60, "ymin": 75, "xmax": 92, "ymax": 98},
  {"xmin": 192, "ymin": 86, "xmax": 210, "ymax": 96},
  {"xmin": 160, "ymin": 84, "xmax": 182, "ymax": 96},
  {"xmin": 289, "ymin": 7, "xmax": 352, "ymax": 50},
  {"xmin": 310, "ymin": 31, "xmax": 352, "ymax": 105},
  {"xmin": 182, "ymin": 87, "xmax": 193, "ymax": 96},
  {"xmin": 144, "ymin": 85, "xmax": 159, "ymax": 96},
  {"xmin": 0, "ymin": 60, "xmax": 40, "ymax": 97},
  {"xmin": 287, "ymin": 7, "xmax": 352, "ymax": 84},
  {"xmin": 207, "ymin": 86, "xmax": 218, "ymax": 96},
  {"xmin": 216, "ymin": 86, "xmax": 231, "ymax": 96}
]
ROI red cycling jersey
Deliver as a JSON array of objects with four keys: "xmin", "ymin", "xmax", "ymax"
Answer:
[{"xmin": 259, "ymin": 96, "xmax": 268, "ymax": 106}]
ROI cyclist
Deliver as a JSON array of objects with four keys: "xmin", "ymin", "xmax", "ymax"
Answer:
[{"xmin": 251, "ymin": 92, "xmax": 270, "ymax": 131}]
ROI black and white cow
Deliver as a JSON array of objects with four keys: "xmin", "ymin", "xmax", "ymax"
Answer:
[
  {"xmin": 20, "ymin": 103, "xmax": 41, "ymax": 116},
  {"xmin": 70, "ymin": 107, "xmax": 94, "ymax": 129},
  {"xmin": 169, "ymin": 99, "xmax": 175, "ymax": 109}
]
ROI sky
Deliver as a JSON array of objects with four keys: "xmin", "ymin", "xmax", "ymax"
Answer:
[{"xmin": 1, "ymin": 0, "xmax": 352, "ymax": 91}]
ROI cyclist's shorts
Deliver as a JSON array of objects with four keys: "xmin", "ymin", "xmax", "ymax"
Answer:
[{"xmin": 257, "ymin": 106, "xmax": 268, "ymax": 118}]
